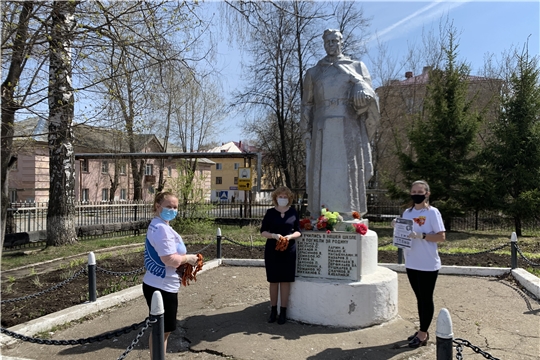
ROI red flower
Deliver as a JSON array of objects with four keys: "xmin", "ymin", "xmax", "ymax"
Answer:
[
  {"xmin": 353, "ymin": 223, "xmax": 368, "ymax": 235},
  {"xmin": 326, "ymin": 230, "xmax": 331, "ymax": 234},
  {"xmin": 352, "ymin": 211, "xmax": 361, "ymax": 219},
  {"xmin": 299, "ymin": 218, "xmax": 312, "ymax": 230}
]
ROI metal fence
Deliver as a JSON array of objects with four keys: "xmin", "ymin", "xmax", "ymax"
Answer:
[
  {"xmin": 6, "ymin": 201, "xmax": 154, "ymax": 234},
  {"xmin": 5, "ymin": 200, "xmax": 540, "ymax": 236}
]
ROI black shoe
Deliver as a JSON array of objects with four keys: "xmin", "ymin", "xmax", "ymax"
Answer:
[
  {"xmin": 409, "ymin": 332, "xmax": 429, "ymax": 348},
  {"xmin": 268, "ymin": 306, "xmax": 277, "ymax": 323},
  {"xmin": 277, "ymin": 307, "xmax": 287, "ymax": 325},
  {"xmin": 407, "ymin": 331, "xmax": 418, "ymax": 341}
]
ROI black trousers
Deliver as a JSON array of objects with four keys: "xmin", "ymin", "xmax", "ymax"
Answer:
[{"xmin": 406, "ymin": 268, "xmax": 439, "ymax": 333}]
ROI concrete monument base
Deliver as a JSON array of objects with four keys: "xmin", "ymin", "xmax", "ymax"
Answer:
[
  {"xmin": 288, "ymin": 229, "xmax": 398, "ymax": 328},
  {"xmin": 288, "ymin": 267, "xmax": 398, "ymax": 328}
]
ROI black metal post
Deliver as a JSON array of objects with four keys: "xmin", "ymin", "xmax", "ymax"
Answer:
[
  {"xmin": 510, "ymin": 232, "xmax": 518, "ymax": 269},
  {"xmin": 397, "ymin": 248, "xmax": 403, "ymax": 264},
  {"xmin": 436, "ymin": 308, "xmax": 454, "ymax": 360},
  {"xmin": 150, "ymin": 291, "xmax": 165, "ymax": 360},
  {"xmin": 88, "ymin": 252, "xmax": 96, "ymax": 302},
  {"xmin": 216, "ymin": 227, "xmax": 222, "ymax": 259}
]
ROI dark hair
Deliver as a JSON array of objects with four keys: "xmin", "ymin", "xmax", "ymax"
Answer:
[
  {"xmin": 153, "ymin": 191, "xmax": 176, "ymax": 213},
  {"xmin": 407, "ymin": 180, "xmax": 430, "ymax": 211}
]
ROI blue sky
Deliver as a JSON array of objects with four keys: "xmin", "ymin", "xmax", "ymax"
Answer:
[{"xmin": 214, "ymin": 0, "xmax": 539, "ymax": 144}]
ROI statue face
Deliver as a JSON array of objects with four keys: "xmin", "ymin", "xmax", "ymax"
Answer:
[{"xmin": 324, "ymin": 34, "xmax": 342, "ymax": 57}]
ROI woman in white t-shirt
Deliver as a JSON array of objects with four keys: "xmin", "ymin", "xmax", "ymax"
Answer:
[
  {"xmin": 142, "ymin": 191, "xmax": 198, "ymax": 358},
  {"xmin": 395, "ymin": 180, "xmax": 446, "ymax": 348}
]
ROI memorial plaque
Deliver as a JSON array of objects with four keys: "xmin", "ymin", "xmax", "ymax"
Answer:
[{"xmin": 296, "ymin": 232, "xmax": 359, "ymax": 280}]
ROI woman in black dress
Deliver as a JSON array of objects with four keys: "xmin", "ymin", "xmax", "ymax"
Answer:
[{"xmin": 260, "ymin": 186, "xmax": 301, "ymax": 324}]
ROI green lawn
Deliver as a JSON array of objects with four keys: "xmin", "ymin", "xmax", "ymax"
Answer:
[{"xmin": 2, "ymin": 223, "xmax": 539, "ymax": 276}]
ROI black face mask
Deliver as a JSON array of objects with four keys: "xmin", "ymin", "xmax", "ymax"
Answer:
[{"xmin": 411, "ymin": 194, "xmax": 426, "ymax": 204}]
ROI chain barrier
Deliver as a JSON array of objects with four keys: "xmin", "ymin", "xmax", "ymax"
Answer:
[
  {"xmin": 515, "ymin": 244, "xmax": 540, "ymax": 267},
  {"xmin": 440, "ymin": 243, "xmax": 508, "ymax": 257},
  {"xmin": 1, "ymin": 267, "xmax": 87, "ymax": 304},
  {"xmin": 499, "ymin": 278, "xmax": 540, "ymax": 310},
  {"xmin": 222, "ymin": 236, "xmax": 264, "ymax": 249},
  {"xmin": 0, "ymin": 318, "xmax": 148, "ymax": 346},
  {"xmin": 453, "ymin": 338, "xmax": 500, "ymax": 360},
  {"xmin": 116, "ymin": 317, "xmax": 156, "ymax": 360},
  {"xmin": 96, "ymin": 266, "xmax": 145, "ymax": 277},
  {"xmin": 189, "ymin": 239, "xmax": 218, "ymax": 254}
]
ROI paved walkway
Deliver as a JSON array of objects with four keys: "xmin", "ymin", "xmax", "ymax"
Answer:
[{"xmin": 1, "ymin": 262, "xmax": 539, "ymax": 360}]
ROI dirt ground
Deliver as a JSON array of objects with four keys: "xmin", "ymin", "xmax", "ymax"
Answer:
[{"xmin": 0, "ymin": 242, "xmax": 518, "ymax": 328}]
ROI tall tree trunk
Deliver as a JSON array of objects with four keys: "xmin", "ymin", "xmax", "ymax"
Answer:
[
  {"xmin": 514, "ymin": 216, "xmax": 522, "ymax": 237},
  {"xmin": 47, "ymin": 0, "xmax": 78, "ymax": 246},
  {"xmin": 1, "ymin": 1, "xmax": 34, "ymax": 251}
]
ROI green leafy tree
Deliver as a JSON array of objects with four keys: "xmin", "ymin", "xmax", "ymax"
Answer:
[
  {"xmin": 388, "ymin": 30, "xmax": 483, "ymax": 230},
  {"xmin": 479, "ymin": 47, "xmax": 540, "ymax": 236},
  {"xmin": 167, "ymin": 163, "xmax": 214, "ymax": 234}
]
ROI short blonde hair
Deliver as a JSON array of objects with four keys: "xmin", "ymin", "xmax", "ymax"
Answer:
[{"xmin": 271, "ymin": 186, "xmax": 293, "ymax": 206}]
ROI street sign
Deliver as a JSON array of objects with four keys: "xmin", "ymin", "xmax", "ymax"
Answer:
[
  {"xmin": 238, "ymin": 167, "xmax": 251, "ymax": 179},
  {"xmin": 238, "ymin": 179, "xmax": 251, "ymax": 190},
  {"xmin": 219, "ymin": 190, "xmax": 228, "ymax": 201}
]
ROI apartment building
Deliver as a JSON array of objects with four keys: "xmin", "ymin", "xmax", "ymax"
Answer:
[
  {"xmin": 205, "ymin": 141, "xmax": 258, "ymax": 202},
  {"xmin": 374, "ymin": 66, "xmax": 502, "ymax": 185},
  {"xmin": 9, "ymin": 118, "xmax": 213, "ymax": 203}
]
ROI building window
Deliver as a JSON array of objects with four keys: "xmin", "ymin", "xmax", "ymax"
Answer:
[
  {"xmin": 102, "ymin": 188, "xmax": 109, "ymax": 201},
  {"xmin": 119, "ymin": 163, "xmax": 126, "ymax": 175},
  {"xmin": 81, "ymin": 159, "xmax": 89, "ymax": 172},
  {"xmin": 216, "ymin": 163, "xmax": 222, "ymax": 170},
  {"xmin": 101, "ymin": 161, "xmax": 108, "ymax": 173},
  {"xmin": 234, "ymin": 163, "xmax": 240, "ymax": 170},
  {"xmin": 145, "ymin": 164, "xmax": 153, "ymax": 175},
  {"xmin": 215, "ymin": 191, "xmax": 220, "ymax": 198},
  {"xmin": 120, "ymin": 189, "xmax": 127, "ymax": 200},
  {"xmin": 81, "ymin": 188, "xmax": 89, "ymax": 202},
  {"xmin": 167, "ymin": 166, "xmax": 172, "ymax": 177},
  {"xmin": 9, "ymin": 189, "xmax": 17, "ymax": 203},
  {"xmin": 234, "ymin": 177, "xmax": 238, "ymax": 185},
  {"xmin": 216, "ymin": 177, "xmax": 222, "ymax": 185}
]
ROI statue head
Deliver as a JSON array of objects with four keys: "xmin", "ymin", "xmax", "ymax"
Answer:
[{"xmin": 322, "ymin": 29, "xmax": 343, "ymax": 57}]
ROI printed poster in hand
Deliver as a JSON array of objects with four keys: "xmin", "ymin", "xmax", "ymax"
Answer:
[{"xmin": 393, "ymin": 218, "xmax": 413, "ymax": 249}]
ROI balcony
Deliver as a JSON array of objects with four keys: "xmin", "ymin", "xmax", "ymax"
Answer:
[{"xmin": 144, "ymin": 175, "xmax": 156, "ymax": 183}]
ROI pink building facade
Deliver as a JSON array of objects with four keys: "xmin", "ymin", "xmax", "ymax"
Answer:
[{"xmin": 9, "ymin": 118, "xmax": 213, "ymax": 203}]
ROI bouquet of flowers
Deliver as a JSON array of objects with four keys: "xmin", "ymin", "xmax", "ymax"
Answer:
[{"xmin": 316, "ymin": 206, "xmax": 343, "ymax": 232}]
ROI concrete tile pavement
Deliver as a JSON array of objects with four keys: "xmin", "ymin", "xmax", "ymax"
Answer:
[{"xmin": 1, "ymin": 260, "xmax": 539, "ymax": 360}]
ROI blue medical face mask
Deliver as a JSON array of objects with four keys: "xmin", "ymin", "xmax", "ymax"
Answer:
[{"xmin": 160, "ymin": 208, "xmax": 178, "ymax": 221}]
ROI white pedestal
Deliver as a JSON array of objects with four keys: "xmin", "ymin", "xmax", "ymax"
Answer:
[
  {"xmin": 288, "ymin": 266, "xmax": 398, "ymax": 327},
  {"xmin": 288, "ymin": 229, "xmax": 398, "ymax": 327}
]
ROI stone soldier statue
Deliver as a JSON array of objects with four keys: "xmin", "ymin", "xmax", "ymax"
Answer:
[{"xmin": 301, "ymin": 29, "xmax": 380, "ymax": 218}]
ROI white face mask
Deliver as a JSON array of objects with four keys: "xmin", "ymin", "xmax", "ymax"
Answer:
[{"xmin": 277, "ymin": 198, "xmax": 289, "ymax": 207}]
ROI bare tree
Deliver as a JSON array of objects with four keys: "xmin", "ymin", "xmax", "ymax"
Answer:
[
  {"xmin": 224, "ymin": 1, "xmax": 370, "ymax": 192},
  {"xmin": 0, "ymin": 1, "xmax": 53, "ymax": 249}
]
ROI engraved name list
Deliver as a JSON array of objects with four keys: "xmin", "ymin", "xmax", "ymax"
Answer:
[{"xmin": 296, "ymin": 232, "xmax": 359, "ymax": 280}]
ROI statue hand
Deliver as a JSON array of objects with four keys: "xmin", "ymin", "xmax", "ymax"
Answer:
[{"xmin": 353, "ymin": 89, "xmax": 372, "ymax": 114}]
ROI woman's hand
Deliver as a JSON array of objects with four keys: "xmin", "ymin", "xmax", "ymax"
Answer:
[
  {"xmin": 408, "ymin": 231, "xmax": 423, "ymax": 239},
  {"xmin": 185, "ymin": 254, "xmax": 199, "ymax": 265}
]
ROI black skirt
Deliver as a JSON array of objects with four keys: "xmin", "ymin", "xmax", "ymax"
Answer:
[{"xmin": 264, "ymin": 239, "xmax": 297, "ymax": 283}]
